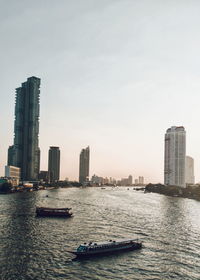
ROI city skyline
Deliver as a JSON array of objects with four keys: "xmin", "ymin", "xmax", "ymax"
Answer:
[{"xmin": 1, "ymin": 1, "xmax": 200, "ymax": 182}]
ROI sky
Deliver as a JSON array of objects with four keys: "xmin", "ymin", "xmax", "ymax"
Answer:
[{"xmin": 1, "ymin": 0, "xmax": 200, "ymax": 183}]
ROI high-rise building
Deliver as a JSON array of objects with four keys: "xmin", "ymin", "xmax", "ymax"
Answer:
[
  {"xmin": 185, "ymin": 156, "xmax": 195, "ymax": 185},
  {"xmin": 79, "ymin": 146, "xmax": 90, "ymax": 184},
  {"xmin": 139, "ymin": 176, "xmax": 144, "ymax": 185},
  {"xmin": 7, "ymin": 145, "xmax": 15, "ymax": 166},
  {"xmin": 39, "ymin": 171, "xmax": 49, "ymax": 183},
  {"xmin": 134, "ymin": 179, "xmax": 139, "ymax": 185},
  {"xmin": 91, "ymin": 174, "xmax": 104, "ymax": 185},
  {"xmin": 48, "ymin": 146, "xmax": 60, "ymax": 183},
  {"xmin": 120, "ymin": 175, "xmax": 133, "ymax": 185},
  {"xmin": 8, "ymin": 76, "xmax": 40, "ymax": 181},
  {"xmin": 128, "ymin": 175, "xmax": 133, "ymax": 185},
  {"xmin": 164, "ymin": 126, "xmax": 186, "ymax": 188}
]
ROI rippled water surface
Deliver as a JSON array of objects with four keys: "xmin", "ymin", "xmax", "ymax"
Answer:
[{"xmin": 0, "ymin": 187, "xmax": 200, "ymax": 279}]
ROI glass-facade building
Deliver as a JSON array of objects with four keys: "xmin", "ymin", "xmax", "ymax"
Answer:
[
  {"xmin": 79, "ymin": 146, "xmax": 90, "ymax": 184},
  {"xmin": 8, "ymin": 76, "xmax": 40, "ymax": 181},
  {"xmin": 48, "ymin": 146, "xmax": 60, "ymax": 183}
]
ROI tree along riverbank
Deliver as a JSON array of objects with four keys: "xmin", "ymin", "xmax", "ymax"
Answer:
[{"xmin": 145, "ymin": 183, "xmax": 200, "ymax": 200}]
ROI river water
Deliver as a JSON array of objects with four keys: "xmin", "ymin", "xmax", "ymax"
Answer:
[{"xmin": 0, "ymin": 187, "xmax": 200, "ymax": 280}]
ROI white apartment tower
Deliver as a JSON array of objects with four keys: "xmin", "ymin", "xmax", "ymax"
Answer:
[
  {"xmin": 185, "ymin": 156, "xmax": 195, "ymax": 185},
  {"xmin": 139, "ymin": 176, "xmax": 144, "ymax": 185},
  {"xmin": 164, "ymin": 126, "xmax": 186, "ymax": 188}
]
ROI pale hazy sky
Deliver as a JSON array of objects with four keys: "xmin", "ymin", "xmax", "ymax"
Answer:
[{"xmin": 1, "ymin": 0, "xmax": 200, "ymax": 182}]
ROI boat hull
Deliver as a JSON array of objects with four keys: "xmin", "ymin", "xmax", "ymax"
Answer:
[
  {"xmin": 36, "ymin": 212, "xmax": 72, "ymax": 218},
  {"xmin": 71, "ymin": 242, "xmax": 142, "ymax": 258},
  {"xmin": 36, "ymin": 207, "xmax": 73, "ymax": 218}
]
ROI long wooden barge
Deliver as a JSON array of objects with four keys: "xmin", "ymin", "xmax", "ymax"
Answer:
[{"xmin": 36, "ymin": 207, "xmax": 73, "ymax": 217}]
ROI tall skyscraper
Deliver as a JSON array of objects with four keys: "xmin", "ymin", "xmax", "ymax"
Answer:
[
  {"xmin": 128, "ymin": 175, "xmax": 133, "ymax": 185},
  {"xmin": 139, "ymin": 176, "xmax": 144, "ymax": 185},
  {"xmin": 79, "ymin": 146, "xmax": 90, "ymax": 184},
  {"xmin": 8, "ymin": 76, "xmax": 40, "ymax": 181},
  {"xmin": 185, "ymin": 156, "xmax": 195, "ymax": 185},
  {"xmin": 48, "ymin": 146, "xmax": 60, "ymax": 183},
  {"xmin": 164, "ymin": 126, "xmax": 186, "ymax": 188}
]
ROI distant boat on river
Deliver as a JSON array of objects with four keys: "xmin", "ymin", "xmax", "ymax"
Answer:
[
  {"xmin": 68, "ymin": 239, "xmax": 142, "ymax": 258},
  {"xmin": 36, "ymin": 207, "xmax": 73, "ymax": 218}
]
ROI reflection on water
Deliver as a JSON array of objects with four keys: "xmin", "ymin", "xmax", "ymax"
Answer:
[{"xmin": 0, "ymin": 188, "xmax": 200, "ymax": 279}]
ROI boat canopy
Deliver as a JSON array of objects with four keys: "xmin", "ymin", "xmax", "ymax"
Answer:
[{"xmin": 79, "ymin": 239, "xmax": 138, "ymax": 249}]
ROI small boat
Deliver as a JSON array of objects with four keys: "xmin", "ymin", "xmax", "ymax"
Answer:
[
  {"xmin": 68, "ymin": 239, "xmax": 142, "ymax": 258},
  {"xmin": 36, "ymin": 207, "xmax": 73, "ymax": 218}
]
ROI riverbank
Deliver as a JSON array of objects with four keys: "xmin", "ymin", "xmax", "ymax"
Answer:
[
  {"xmin": 0, "ymin": 183, "xmax": 59, "ymax": 194},
  {"xmin": 145, "ymin": 183, "xmax": 200, "ymax": 200}
]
